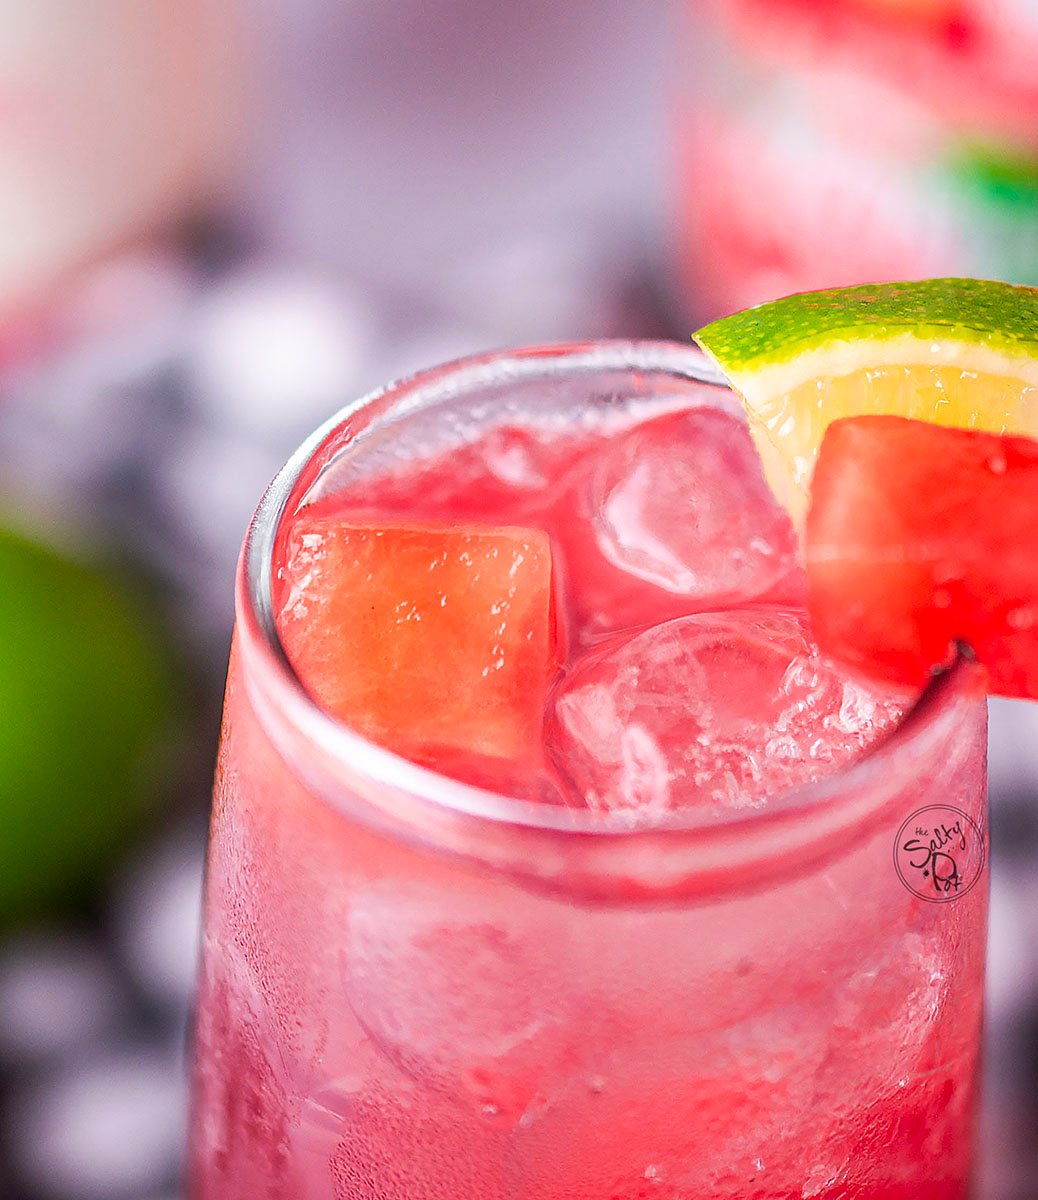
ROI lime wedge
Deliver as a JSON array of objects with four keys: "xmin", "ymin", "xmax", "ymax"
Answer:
[
  {"xmin": 0, "ymin": 523, "xmax": 175, "ymax": 927},
  {"xmin": 694, "ymin": 278, "xmax": 1038, "ymax": 521}
]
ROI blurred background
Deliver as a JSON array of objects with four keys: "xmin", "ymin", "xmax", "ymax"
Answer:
[{"xmin": 1, "ymin": 1, "xmax": 1038, "ymax": 1196}]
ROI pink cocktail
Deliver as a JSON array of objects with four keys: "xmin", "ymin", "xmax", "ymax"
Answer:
[
  {"xmin": 191, "ymin": 343, "xmax": 988, "ymax": 1198},
  {"xmin": 676, "ymin": 0, "xmax": 1038, "ymax": 321}
]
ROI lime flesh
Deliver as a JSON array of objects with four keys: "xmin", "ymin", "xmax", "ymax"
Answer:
[{"xmin": 694, "ymin": 278, "xmax": 1038, "ymax": 519}]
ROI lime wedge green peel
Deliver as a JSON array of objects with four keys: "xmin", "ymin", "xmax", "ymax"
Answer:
[{"xmin": 693, "ymin": 278, "xmax": 1038, "ymax": 522}]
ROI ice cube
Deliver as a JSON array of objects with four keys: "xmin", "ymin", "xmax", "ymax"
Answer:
[
  {"xmin": 567, "ymin": 409, "xmax": 802, "ymax": 638},
  {"xmin": 344, "ymin": 883, "xmax": 582, "ymax": 1119},
  {"xmin": 546, "ymin": 608, "xmax": 903, "ymax": 817},
  {"xmin": 190, "ymin": 974, "xmax": 292, "ymax": 1196},
  {"xmin": 327, "ymin": 422, "xmax": 590, "ymax": 528}
]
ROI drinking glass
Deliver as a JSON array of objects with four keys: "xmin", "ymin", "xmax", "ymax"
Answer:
[{"xmin": 190, "ymin": 342, "xmax": 988, "ymax": 1199}]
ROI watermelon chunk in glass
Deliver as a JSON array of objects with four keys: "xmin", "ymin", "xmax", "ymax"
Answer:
[
  {"xmin": 277, "ymin": 517, "xmax": 558, "ymax": 768},
  {"xmin": 806, "ymin": 414, "xmax": 1038, "ymax": 697}
]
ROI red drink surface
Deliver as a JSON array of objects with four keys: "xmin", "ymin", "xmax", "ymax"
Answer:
[{"xmin": 191, "ymin": 356, "xmax": 987, "ymax": 1199}]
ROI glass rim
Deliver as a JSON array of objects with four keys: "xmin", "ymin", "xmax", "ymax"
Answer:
[{"xmin": 235, "ymin": 338, "xmax": 983, "ymax": 858}]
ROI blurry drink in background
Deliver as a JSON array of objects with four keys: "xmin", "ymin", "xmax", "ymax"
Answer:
[
  {"xmin": 0, "ymin": 0, "xmax": 238, "ymax": 358},
  {"xmin": 676, "ymin": 0, "xmax": 1038, "ymax": 320}
]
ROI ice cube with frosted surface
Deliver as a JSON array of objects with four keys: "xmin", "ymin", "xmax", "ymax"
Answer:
[
  {"xmin": 546, "ymin": 608, "xmax": 904, "ymax": 817},
  {"xmin": 343, "ymin": 883, "xmax": 587, "ymax": 1119},
  {"xmin": 567, "ymin": 408, "xmax": 802, "ymax": 637}
]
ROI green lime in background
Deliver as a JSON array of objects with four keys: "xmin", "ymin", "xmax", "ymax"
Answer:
[{"xmin": 0, "ymin": 519, "xmax": 176, "ymax": 928}]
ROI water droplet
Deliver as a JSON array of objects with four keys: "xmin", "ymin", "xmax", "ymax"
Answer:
[
  {"xmin": 932, "ymin": 562, "xmax": 963, "ymax": 586},
  {"xmin": 986, "ymin": 452, "xmax": 1008, "ymax": 475},
  {"xmin": 1009, "ymin": 607, "xmax": 1036, "ymax": 631}
]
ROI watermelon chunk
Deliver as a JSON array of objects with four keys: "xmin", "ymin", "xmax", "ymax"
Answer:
[
  {"xmin": 277, "ymin": 517, "xmax": 558, "ymax": 766},
  {"xmin": 806, "ymin": 414, "xmax": 1038, "ymax": 697}
]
